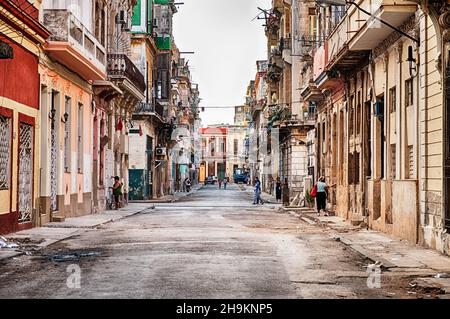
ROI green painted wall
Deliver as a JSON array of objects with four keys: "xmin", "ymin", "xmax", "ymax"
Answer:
[{"xmin": 132, "ymin": 0, "xmax": 141, "ymax": 26}]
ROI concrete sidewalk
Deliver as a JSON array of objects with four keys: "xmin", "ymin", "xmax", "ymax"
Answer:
[
  {"xmin": 286, "ymin": 208, "xmax": 450, "ymax": 297},
  {"xmin": 0, "ymin": 203, "xmax": 154, "ymax": 261},
  {"xmin": 0, "ymin": 185, "xmax": 203, "ymax": 261}
]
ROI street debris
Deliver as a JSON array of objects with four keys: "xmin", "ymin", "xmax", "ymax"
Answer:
[
  {"xmin": 0, "ymin": 237, "xmax": 19, "ymax": 249},
  {"xmin": 435, "ymin": 273, "xmax": 450, "ymax": 279},
  {"xmin": 45, "ymin": 250, "xmax": 101, "ymax": 263}
]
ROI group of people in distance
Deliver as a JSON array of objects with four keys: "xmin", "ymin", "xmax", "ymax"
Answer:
[{"xmin": 253, "ymin": 175, "xmax": 330, "ymax": 216}]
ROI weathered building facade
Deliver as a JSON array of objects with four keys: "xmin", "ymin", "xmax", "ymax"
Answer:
[
  {"xmin": 300, "ymin": 0, "xmax": 450, "ymax": 255},
  {"xmin": 0, "ymin": 0, "xmax": 49, "ymax": 233},
  {"xmin": 129, "ymin": 0, "xmax": 167, "ymax": 200}
]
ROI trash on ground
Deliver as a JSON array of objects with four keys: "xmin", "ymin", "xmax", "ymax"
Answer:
[
  {"xmin": 0, "ymin": 238, "xmax": 19, "ymax": 249},
  {"xmin": 47, "ymin": 251, "xmax": 101, "ymax": 262}
]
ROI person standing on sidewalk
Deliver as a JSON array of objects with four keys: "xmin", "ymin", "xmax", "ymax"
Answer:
[
  {"xmin": 275, "ymin": 177, "xmax": 282, "ymax": 202},
  {"xmin": 110, "ymin": 176, "xmax": 123, "ymax": 210},
  {"xmin": 223, "ymin": 176, "xmax": 228, "ymax": 190},
  {"xmin": 253, "ymin": 177, "xmax": 262, "ymax": 205},
  {"xmin": 316, "ymin": 176, "xmax": 329, "ymax": 216}
]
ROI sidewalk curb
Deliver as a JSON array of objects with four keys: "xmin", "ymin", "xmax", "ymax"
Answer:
[
  {"xmin": 338, "ymin": 238, "xmax": 397, "ymax": 269},
  {"xmin": 285, "ymin": 208, "xmax": 397, "ymax": 269},
  {"xmin": 0, "ymin": 205, "xmax": 153, "ymax": 262}
]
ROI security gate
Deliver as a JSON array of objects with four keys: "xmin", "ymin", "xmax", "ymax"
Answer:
[{"xmin": 18, "ymin": 123, "xmax": 33, "ymax": 223}]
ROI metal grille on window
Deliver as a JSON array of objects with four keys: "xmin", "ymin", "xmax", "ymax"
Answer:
[
  {"xmin": 18, "ymin": 123, "xmax": 33, "ymax": 223},
  {"xmin": 0, "ymin": 115, "xmax": 11, "ymax": 189},
  {"xmin": 408, "ymin": 145, "xmax": 414, "ymax": 179},
  {"xmin": 391, "ymin": 145, "xmax": 396, "ymax": 180},
  {"xmin": 50, "ymin": 126, "xmax": 58, "ymax": 211}
]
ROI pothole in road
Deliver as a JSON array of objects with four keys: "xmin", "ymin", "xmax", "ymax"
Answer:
[{"xmin": 39, "ymin": 249, "xmax": 103, "ymax": 263}]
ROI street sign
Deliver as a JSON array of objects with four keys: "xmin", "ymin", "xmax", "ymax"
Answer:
[{"xmin": 0, "ymin": 40, "xmax": 13, "ymax": 59}]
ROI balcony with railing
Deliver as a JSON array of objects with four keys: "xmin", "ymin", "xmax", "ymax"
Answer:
[
  {"xmin": 326, "ymin": 9, "xmax": 370, "ymax": 72},
  {"xmin": 107, "ymin": 54, "xmax": 146, "ymax": 97},
  {"xmin": 43, "ymin": 9, "xmax": 106, "ymax": 81},
  {"xmin": 347, "ymin": 0, "xmax": 417, "ymax": 51},
  {"xmin": 303, "ymin": 111, "xmax": 316, "ymax": 126},
  {"xmin": 266, "ymin": 47, "xmax": 283, "ymax": 83},
  {"xmin": 134, "ymin": 101, "xmax": 165, "ymax": 121},
  {"xmin": 325, "ymin": 0, "xmax": 416, "ymax": 71}
]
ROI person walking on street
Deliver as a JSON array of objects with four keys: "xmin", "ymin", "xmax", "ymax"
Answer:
[
  {"xmin": 223, "ymin": 176, "xmax": 228, "ymax": 190},
  {"xmin": 316, "ymin": 176, "xmax": 329, "ymax": 216},
  {"xmin": 253, "ymin": 177, "xmax": 262, "ymax": 205},
  {"xmin": 275, "ymin": 177, "xmax": 282, "ymax": 202},
  {"xmin": 110, "ymin": 176, "xmax": 123, "ymax": 210},
  {"xmin": 218, "ymin": 178, "xmax": 222, "ymax": 189}
]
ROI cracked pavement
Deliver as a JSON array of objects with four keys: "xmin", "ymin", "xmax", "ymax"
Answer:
[{"xmin": 0, "ymin": 184, "xmax": 434, "ymax": 298}]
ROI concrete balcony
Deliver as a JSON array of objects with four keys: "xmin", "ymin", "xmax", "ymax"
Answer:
[
  {"xmin": 326, "ymin": 9, "xmax": 370, "ymax": 72},
  {"xmin": 325, "ymin": 0, "xmax": 416, "ymax": 71},
  {"xmin": 348, "ymin": 0, "xmax": 417, "ymax": 51},
  {"xmin": 266, "ymin": 50, "xmax": 283, "ymax": 83},
  {"xmin": 107, "ymin": 54, "xmax": 146, "ymax": 105},
  {"xmin": 313, "ymin": 42, "xmax": 328, "ymax": 82},
  {"xmin": 300, "ymin": 82, "xmax": 323, "ymax": 103},
  {"xmin": 43, "ymin": 9, "xmax": 106, "ymax": 81},
  {"xmin": 313, "ymin": 42, "xmax": 342, "ymax": 90}
]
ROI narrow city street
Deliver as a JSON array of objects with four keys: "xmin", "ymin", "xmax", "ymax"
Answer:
[{"xmin": 0, "ymin": 185, "xmax": 436, "ymax": 299}]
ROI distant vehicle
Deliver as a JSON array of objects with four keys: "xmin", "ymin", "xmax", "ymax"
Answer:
[
  {"xmin": 205, "ymin": 175, "xmax": 217, "ymax": 185},
  {"xmin": 233, "ymin": 168, "xmax": 248, "ymax": 184}
]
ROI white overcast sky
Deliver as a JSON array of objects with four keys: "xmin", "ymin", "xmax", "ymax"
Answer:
[{"xmin": 172, "ymin": 0, "xmax": 271, "ymax": 126}]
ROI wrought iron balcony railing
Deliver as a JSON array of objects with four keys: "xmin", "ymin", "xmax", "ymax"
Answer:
[
  {"xmin": 107, "ymin": 54, "xmax": 146, "ymax": 93},
  {"xmin": 134, "ymin": 102, "xmax": 165, "ymax": 120}
]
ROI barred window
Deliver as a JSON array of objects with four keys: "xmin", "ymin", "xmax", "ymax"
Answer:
[
  {"xmin": 391, "ymin": 144, "xmax": 396, "ymax": 180},
  {"xmin": 0, "ymin": 114, "xmax": 11, "ymax": 189}
]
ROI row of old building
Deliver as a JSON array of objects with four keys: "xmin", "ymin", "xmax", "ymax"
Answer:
[
  {"xmin": 0, "ymin": 0, "xmax": 200, "ymax": 234},
  {"xmin": 243, "ymin": 0, "xmax": 450, "ymax": 256}
]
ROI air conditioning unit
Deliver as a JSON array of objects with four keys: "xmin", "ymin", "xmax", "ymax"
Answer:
[{"xmin": 155, "ymin": 147, "xmax": 166, "ymax": 156}]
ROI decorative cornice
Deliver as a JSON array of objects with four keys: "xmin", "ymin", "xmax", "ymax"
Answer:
[{"xmin": 373, "ymin": 15, "xmax": 419, "ymax": 58}]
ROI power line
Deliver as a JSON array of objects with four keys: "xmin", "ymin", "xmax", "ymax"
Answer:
[{"xmin": 198, "ymin": 101, "xmax": 306, "ymax": 109}]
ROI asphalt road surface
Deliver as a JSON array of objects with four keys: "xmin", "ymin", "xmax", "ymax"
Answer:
[{"xmin": 0, "ymin": 184, "xmax": 413, "ymax": 298}]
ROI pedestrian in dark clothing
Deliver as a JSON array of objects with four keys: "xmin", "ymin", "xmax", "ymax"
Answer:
[
  {"xmin": 110, "ymin": 176, "xmax": 122, "ymax": 210},
  {"xmin": 315, "ymin": 176, "xmax": 329, "ymax": 216},
  {"xmin": 223, "ymin": 177, "xmax": 228, "ymax": 190},
  {"xmin": 282, "ymin": 178, "xmax": 290, "ymax": 206},
  {"xmin": 275, "ymin": 177, "xmax": 282, "ymax": 202}
]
